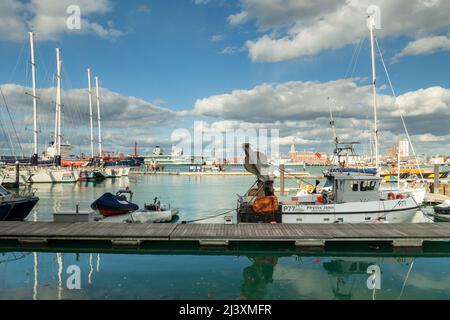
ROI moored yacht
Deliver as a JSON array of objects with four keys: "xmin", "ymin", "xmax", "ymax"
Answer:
[{"xmin": 0, "ymin": 185, "xmax": 39, "ymax": 221}]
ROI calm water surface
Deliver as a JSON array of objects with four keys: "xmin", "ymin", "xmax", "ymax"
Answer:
[{"xmin": 1, "ymin": 171, "xmax": 449, "ymax": 300}]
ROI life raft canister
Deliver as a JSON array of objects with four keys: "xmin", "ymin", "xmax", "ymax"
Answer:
[
  {"xmin": 253, "ymin": 196, "xmax": 279, "ymax": 214},
  {"xmin": 387, "ymin": 192, "xmax": 395, "ymax": 200}
]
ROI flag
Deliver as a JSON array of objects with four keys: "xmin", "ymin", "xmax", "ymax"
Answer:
[{"xmin": 315, "ymin": 152, "xmax": 322, "ymax": 159}]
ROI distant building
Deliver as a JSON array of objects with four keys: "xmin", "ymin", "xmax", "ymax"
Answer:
[{"xmin": 288, "ymin": 147, "xmax": 329, "ymax": 165}]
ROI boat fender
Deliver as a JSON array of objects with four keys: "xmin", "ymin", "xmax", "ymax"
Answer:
[{"xmin": 387, "ymin": 192, "xmax": 395, "ymax": 200}]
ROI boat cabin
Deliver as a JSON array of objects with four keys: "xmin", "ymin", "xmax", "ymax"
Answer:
[{"xmin": 326, "ymin": 172, "xmax": 381, "ymax": 203}]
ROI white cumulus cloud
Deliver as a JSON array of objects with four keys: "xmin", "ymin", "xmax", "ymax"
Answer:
[
  {"xmin": 0, "ymin": 0, "xmax": 122, "ymax": 42},
  {"xmin": 228, "ymin": 0, "xmax": 450, "ymax": 62}
]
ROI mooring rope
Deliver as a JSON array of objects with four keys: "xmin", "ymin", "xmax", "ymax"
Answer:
[{"xmin": 181, "ymin": 208, "xmax": 236, "ymax": 224}]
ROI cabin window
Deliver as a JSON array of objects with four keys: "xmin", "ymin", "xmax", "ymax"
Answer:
[
  {"xmin": 360, "ymin": 180, "xmax": 377, "ymax": 191},
  {"xmin": 350, "ymin": 181, "xmax": 359, "ymax": 191}
]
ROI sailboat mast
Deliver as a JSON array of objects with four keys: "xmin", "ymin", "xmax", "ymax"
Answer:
[
  {"xmin": 397, "ymin": 140, "xmax": 401, "ymax": 189},
  {"xmin": 87, "ymin": 68, "xmax": 94, "ymax": 158},
  {"xmin": 29, "ymin": 32, "xmax": 38, "ymax": 166},
  {"xmin": 95, "ymin": 77, "xmax": 102, "ymax": 158},
  {"xmin": 369, "ymin": 16, "xmax": 379, "ymax": 171},
  {"xmin": 55, "ymin": 48, "xmax": 62, "ymax": 165}
]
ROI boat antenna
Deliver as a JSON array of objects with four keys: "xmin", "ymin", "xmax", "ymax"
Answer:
[
  {"xmin": 327, "ymin": 97, "xmax": 339, "ymax": 146},
  {"xmin": 368, "ymin": 14, "xmax": 379, "ymax": 173},
  {"xmin": 87, "ymin": 68, "xmax": 95, "ymax": 158},
  {"xmin": 29, "ymin": 32, "xmax": 39, "ymax": 165}
]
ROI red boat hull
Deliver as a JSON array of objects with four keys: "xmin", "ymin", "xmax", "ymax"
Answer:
[{"xmin": 98, "ymin": 208, "xmax": 134, "ymax": 217}]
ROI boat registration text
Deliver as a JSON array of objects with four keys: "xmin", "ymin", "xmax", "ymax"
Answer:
[{"xmin": 282, "ymin": 204, "xmax": 335, "ymax": 213}]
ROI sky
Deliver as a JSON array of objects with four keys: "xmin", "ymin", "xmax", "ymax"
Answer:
[{"xmin": 0, "ymin": 0, "xmax": 449, "ymax": 159}]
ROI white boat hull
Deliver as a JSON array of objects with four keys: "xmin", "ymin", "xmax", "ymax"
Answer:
[
  {"xmin": 103, "ymin": 168, "xmax": 123, "ymax": 178},
  {"xmin": 281, "ymin": 198, "xmax": 419, "ymax": 224},
  {"xmin": 98, "ymin": 209, "xmax": 179, "ymax": 223},
  {"xmin": 29, "ymin": 168, "xmax": 80, "ymax": 183},
  {"xmin": 380, "ymin": 187, "xmax": 426, "ymax": 205},
  {"xmin": 132, "ymin": 209, "xmax": 179, "ymax": 223}
]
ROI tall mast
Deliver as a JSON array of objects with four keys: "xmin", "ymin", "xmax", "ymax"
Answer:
[
  {"xmin": 87, "ymin": 68, "xmax": 94, "ymax": 158},
  {"xmin": 29, "ymin": 32, "xmax": 38, "ymax": 166},
  {"xmin": 55, "ymin": 48, "xmax": 62, "ymax": 165},
  {"xmin": 369, "ymin": 15, "xmax": 379, "ymax": 172},
  {"xmin": 95, "ymin": 77, "xmax": 102, "ymax": 158}
]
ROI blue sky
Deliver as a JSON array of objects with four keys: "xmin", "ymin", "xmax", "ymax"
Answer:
[{"xmin": 1, "ymin": 0, "xmax": 450, "ymax": 158}]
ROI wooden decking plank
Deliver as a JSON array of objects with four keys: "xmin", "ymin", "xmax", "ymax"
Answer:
[{"xmin": 1, "ymin": 221, "xmax": 450, "ymax": 243}]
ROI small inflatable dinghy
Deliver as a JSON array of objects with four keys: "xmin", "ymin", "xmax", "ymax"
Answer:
[
  {"xmin": 91, "ymin": 188, "xmax": 139, "ymax": 217},
  {"xmin": 96, "ymin": 196, "xmax": 179, "ymax": 223}
]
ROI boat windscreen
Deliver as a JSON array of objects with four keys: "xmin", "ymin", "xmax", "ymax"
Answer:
[{"xmin": 0, "ymin": 186, "xmax": 10, "ymax": 196}]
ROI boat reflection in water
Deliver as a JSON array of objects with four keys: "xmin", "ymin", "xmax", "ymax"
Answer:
[
  {"xmin": 0, "ymin": 249, "xmax": 448, "ymax": 300},
  {"xmin": 239, "ymin": 255, "xmax": 416, "ymax": 300},
  {"xmin": 240, "ymin": 256, "xmax": 278, "ymax": 300}
]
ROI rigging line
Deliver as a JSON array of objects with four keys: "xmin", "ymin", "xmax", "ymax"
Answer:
[
  {"xmin": 0, "ymin": 107, "xmax": 15, "ymax": 157},
  {"xmin": 0, "ymin": 86, "xmax": 25, "ymax": 158},
  {"xmin": 8, "ymin": 38, "xmax": 27, "ymax": 83},
  {"xmin": 182, "ymin": 208, "xmax": 236, "ymax": 224},
  {"xmin": 397, "ymin": 258, "xmax": 415, "ymax": 300},
  {"xmin": 276, "ymin": 165, "xmax": 317, "ymax": 187},
  {"xmin": 374, "ymin": 37, "xmax": 424, "ymax": 181},
  {"xmin": 350, "ymin": 38, "xmax": 365, "ymax": 79},
  {"xmin": 0, "ymin": 252, "xmax": 31, "ymax": 264},
  {"xmin": 0, "ymin": 87, "xmax": 17, "ymax": 158},
  {"xmin": 344, "ymin": 37, "xmax": 364, "ymax": 79}
]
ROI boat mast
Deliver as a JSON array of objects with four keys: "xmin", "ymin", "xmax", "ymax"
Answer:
[
  {"xmin": 95, "ymin": 77, "xmax": 103, "ymax": 158},
  {"xmin": 87, "ymin": 68, "xmax": 94, "ymax": 158},
  {"xmin": 397, "ymin": 140, "xmax": 401, "ymax": 189},
  {"xmin": 55, "ymin": 48, "xmax": 62, "ymax": 166},
  {"xmin": 369, "ymin": 15, "xmax": 379, "ymax": 172},
  {"xmin": 29, "ymin": 32, "xmax": 39, "ymax": 166}
]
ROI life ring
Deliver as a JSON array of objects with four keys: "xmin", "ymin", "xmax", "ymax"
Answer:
[{"xmin": 387, "ymin": 192, "xmax": 395, "ymax": 200}]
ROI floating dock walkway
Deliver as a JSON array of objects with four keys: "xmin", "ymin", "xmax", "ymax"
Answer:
[{"xmin": 1, "ymin": 221, "xmax": 450, "ymax": 249}]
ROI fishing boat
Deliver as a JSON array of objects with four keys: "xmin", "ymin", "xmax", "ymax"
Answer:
[
  {"xmin": 0, "ymin": 185, "xmax": 39, "ymax": 221},
  {"xmin": 237, "ymin": 144, "xmax": 419, "ymax": 224},
  {"xmin": 91, "ymin": 188, "xmax": 139, "ymax": 216}
]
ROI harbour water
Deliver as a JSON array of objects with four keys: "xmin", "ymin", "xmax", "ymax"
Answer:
[{"xmin": 1, "ymin": 171, "xmax": 450, "ymax": 300}]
